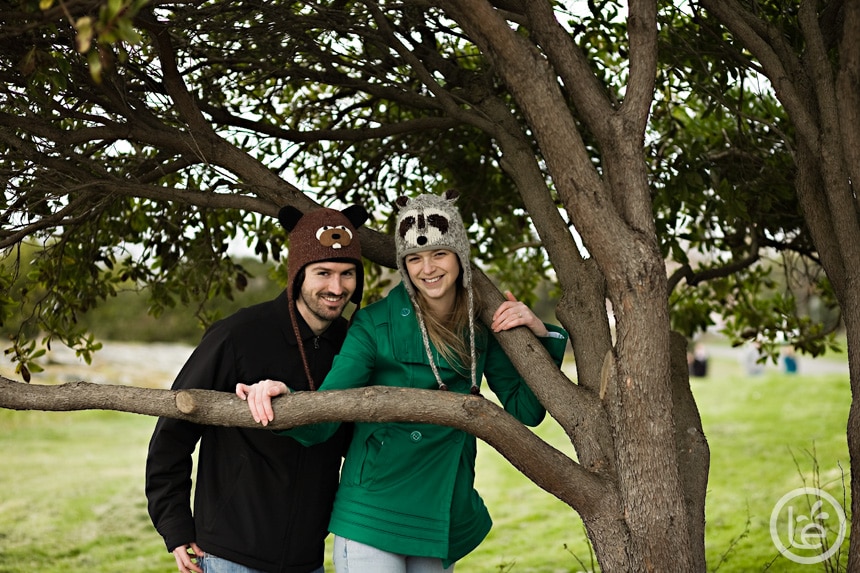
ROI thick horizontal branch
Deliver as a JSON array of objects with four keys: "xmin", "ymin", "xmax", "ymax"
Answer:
[{"xmin": 0, "ymin": 375, "xmax": 607, "ymax": 515}]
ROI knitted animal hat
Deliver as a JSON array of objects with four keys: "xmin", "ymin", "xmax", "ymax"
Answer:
[
  {"xmin": 394, "ymin": 190, "xmax": 478, "ymax": 393},
  {"xmin": 279, "ymin": 204, "xmax": 368, "ymax": 390}
]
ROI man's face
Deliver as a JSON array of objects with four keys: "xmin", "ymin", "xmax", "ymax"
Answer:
[{"xmin": 296, "ymin": 261, "xmax": 358, "ymax": 329}]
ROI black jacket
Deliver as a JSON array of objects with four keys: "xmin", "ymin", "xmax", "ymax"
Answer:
[{"xmin": 145, "ymin": 292, "xmax": 350, "ymax": 573}]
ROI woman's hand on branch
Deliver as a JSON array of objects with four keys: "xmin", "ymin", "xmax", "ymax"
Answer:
[{"xmin": 491, "ymin": 291, "xmax": 549, "ymax": 337}]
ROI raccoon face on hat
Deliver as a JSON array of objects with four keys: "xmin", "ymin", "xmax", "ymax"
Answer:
[
  {"xmin": 397, "ymin": 207, "xmax": 451, "ymax": 251},
  {"xmin": 394, "ymin": 189, "xmax": 466, "ymax": 260}
]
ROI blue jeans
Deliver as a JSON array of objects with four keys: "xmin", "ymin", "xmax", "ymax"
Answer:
[
  {"xmin": 333, "ymin": 536, "xmax": 454, "ymax": 573},
  {"xmin": 200, "ymin": 554, "xmax": 324, "ymax": 573}
]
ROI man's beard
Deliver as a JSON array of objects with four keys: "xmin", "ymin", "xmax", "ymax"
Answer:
[{"xmin": 299, "ymin": 289, "xmax": 347, "ymax": 324}]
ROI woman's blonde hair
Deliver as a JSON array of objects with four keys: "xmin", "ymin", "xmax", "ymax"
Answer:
[{"xmin": 413, "ymin": 260, "xmax": 483, "ymax": 375}]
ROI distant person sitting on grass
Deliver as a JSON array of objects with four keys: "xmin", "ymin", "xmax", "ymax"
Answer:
[
  {"xmin": 743, "ymin": 341, "xmax": 765, "ymax": 376},
  {"xmin": 146, "ymin": 204, "xmax": 367, "ymax": 573},
  {"xmin": 688, "ymin": 341, "xmax": 708, "ymax": 378}
]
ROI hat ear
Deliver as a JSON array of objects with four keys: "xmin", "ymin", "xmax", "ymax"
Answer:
[
  {"xmin": 278, "ymin": 206, "xmax": 304, "ymax": 232},
  {"xmin": 342, "ymin": 204, "xmax": 369, "ymax": 229},
  {"xmin": 395, "ymin": 195, "xmax": 410, "ymax": 210},
  {"xmin": 443, "ymin": 189, "xmax": 460, "ymax": 202}
]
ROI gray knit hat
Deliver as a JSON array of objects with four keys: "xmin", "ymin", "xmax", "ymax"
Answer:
[{"xmin": 394, "ymin": 190, "xmax": 478, "ymax": 393}]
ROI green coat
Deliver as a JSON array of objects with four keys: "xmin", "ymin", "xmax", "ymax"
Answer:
[{"xmin": 283, "ymin": 282, "xmax": 568, "ymax": 566}]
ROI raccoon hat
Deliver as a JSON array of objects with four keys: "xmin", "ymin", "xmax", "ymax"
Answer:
[
  {"xmin": 394, "ymin": 189, "xmax": 478, "ymax": 393},
  {"xmin": 279, "ymin": 204, "xmax": 368, "ymax": 390}
]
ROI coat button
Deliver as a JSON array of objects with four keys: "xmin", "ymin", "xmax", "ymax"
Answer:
[
  {"xmin": 410, "ymin": 431, "xmax": 422, "ymax": 442},
  {"xmin": 401, "ymin": 307, "xmax": 411, "ymax": 316}
]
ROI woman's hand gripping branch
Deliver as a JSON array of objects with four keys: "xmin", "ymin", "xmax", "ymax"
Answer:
[{"xmin": 491, "ymin": 291, "xmax": 549, "ymax": 337}]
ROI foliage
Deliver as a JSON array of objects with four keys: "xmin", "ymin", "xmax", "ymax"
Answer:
[
  {"xmin": 0, "ymin": 0, "xmax": 839, "ymax": 372},
  {"xmin": 0, "ymin": 1, "xmax": 555, "ymax": 371},
  {"xmin": 652, "ymin": 3, "xmax": 841, "ymax": 357},
  {"xmin": 1, "ymin": 243, "xmax": 284, "ymax": 342}
]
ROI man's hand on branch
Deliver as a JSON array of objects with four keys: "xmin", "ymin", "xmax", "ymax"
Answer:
[{"xmin": 236, "ymin": 379, "xmax": 289, "ymax": 426}]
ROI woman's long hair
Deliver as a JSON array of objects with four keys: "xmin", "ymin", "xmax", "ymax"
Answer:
[{"xmin": 413, "ymin": 260, "xmax": 482, "ymax": 375}]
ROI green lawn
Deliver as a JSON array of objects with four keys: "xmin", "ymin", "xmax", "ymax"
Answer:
[
  {"xmin": 694, "ymin": 360, "xmax": 850, "ymax": 572},
  {"xmin": 0, "ymin": 409, "xmax": 173, "ymax": 572},
  {"xmin": 0, "ymin": 349, "xmax": 851, "ymax": 572}
]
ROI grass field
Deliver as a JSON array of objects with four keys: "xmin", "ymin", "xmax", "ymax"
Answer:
[{"xmin": 0, "ymin": 343, "xmax": 852, "ymax": 572}]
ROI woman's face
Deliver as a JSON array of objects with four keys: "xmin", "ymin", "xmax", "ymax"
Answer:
[{"xmin": 404, "ymin": 249, "xmax": 461, "ymax": 310}]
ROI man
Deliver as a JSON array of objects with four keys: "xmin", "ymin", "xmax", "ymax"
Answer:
[{"xmin": 146, "ymin": 204, "xmax": 368, "ymax": 573}]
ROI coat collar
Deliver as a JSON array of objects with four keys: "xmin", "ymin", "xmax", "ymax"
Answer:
[
  {"xmin": 386, "ymin": 282, "xmax": 485, "ymax": 366},
  {"xmin": 386, "ymin": 282, "xmax": 427, "ymax": 365}
]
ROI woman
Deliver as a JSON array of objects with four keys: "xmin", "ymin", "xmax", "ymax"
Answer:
[{"xmin": 238, "ymin": 190, "xmax": 568, "ymax": 573}]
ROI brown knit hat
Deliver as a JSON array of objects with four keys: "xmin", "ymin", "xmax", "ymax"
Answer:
[{"xmin": 279, "ymin": 204, "xmax": 368, "ymax": 389}]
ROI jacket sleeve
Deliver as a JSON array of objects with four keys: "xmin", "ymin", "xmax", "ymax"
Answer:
[
  {"xmin": 483, "ymin": 323, "xmax": 568, "ymax": 427},
  {"xmin": 145, "ymin": 327, "xmax": 235, "ymax": 552},
  {"xmin": 279, "ymin": 309, "xmax": 377, "ymax": 446}
]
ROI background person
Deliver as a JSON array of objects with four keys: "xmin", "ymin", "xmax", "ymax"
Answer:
[
  {"xmin": 238, "ymin": 190, "xmax": 568, "ymax": 573},
  {"xmin": 688, "ymin": 341, "xmax": 708, "ymax": 378},
  {"xmin": 743, "ymin": 340, "xmax": 766, "ymax": 376},
  {"xmin": 146, "ymin": 204, "xmax": 367, "ymax": 573}
]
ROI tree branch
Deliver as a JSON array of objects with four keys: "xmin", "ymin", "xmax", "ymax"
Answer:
[
  {"xmin": 523, "ymin": 1, "xmax": 616, "ymax": 136},
  {"xmin": 0, "ymin": 375, "xmax": 608, "ymax": 515},
  {"xmin": 438, "ymin": 0, "xmax": 630, "ymax": 268},
  {"xmin": 136, "ymin": 7, "xmax": 213, "ymax": 135},
  {"xmin": 697, "ymin": 0, "xmax": 820, "ymax": 153},
  {"xmin": 666, "ymin": 234, "xmax": 761, "ymax": 292},
  {"xmin": 203, "ymin": 105, "xmax": 462, "ymax": 142}
]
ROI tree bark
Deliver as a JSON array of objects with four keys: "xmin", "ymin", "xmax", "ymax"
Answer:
[{"xmin": 670, "ymin": 332, "xmax": 710, "ymax": 572}]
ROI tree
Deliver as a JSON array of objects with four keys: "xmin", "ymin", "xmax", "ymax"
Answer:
[
  {"xmin": 670, "ymin": 1, "xmax": 860, "ymax": 568},
  {"xmin": 0, "ymin": 1, "xmax": 851, "ymax": 570}
]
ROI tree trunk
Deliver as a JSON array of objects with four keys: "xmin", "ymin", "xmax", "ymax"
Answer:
[
  {"xmin": 846, "ymin": 322, "xmax": 860, "ymax": 572},
  {"xmin": 670, "ymin": 332, "xmax": 710, "ymax": 572},
  {"xmin": 603, "ymin": 279, "xmax": 697, "ymax": 571}
]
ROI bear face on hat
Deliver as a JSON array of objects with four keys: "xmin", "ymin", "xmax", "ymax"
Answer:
[
  {"xmin": 279, "ymin": 204, "xmax": 368, "ymax": 306},
  {"xmin": 277, "ymin": 203, "xmax": 368, "ymax": 391},
  {"xmin": 315, "ymin": 224, "xmax": 354, "ymax": 249}
]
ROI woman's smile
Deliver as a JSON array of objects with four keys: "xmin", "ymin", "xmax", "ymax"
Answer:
[{"xmin": 405, "ymin": 249, "xmax": 461, "ymax": 313}]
